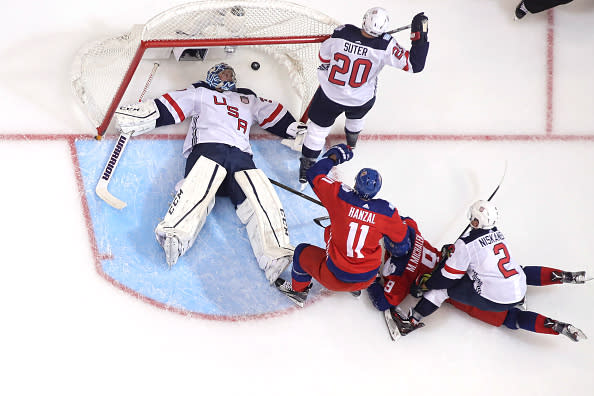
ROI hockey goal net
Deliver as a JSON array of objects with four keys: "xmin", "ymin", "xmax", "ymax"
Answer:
[{"xmin": 71, "ymin": 0, "xmax": 340, "ymax": 137}]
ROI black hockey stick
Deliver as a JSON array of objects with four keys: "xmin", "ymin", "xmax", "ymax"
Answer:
[
  {"xmin": 268, "ymin": 178, "xmax": 323, "ymax": 207},
  {"xmin": 455, "ymin": 161, "xmax": 508, "ymax": 240},
  {"xmin": 387, "ymin": 24, "xmax": 411, "ymax": 34}
]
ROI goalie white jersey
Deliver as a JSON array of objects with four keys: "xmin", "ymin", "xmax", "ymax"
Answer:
[
  {"xmin": 442, "ymin": 228, "xmax": 527, "ymax": 304},
  {"xmin": 155, "ymin": 82, "xmax": 290, "ymax": 157},
  {"xmin": 317, "ymin": 24, "xmax": 414, "ymax": 107}
]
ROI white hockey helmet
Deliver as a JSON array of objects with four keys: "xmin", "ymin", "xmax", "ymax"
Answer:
[
  {"xmin": 467, "ymin": 200, "xmax": 499, "ymax": 230},
  {"xmin": 362, "ymin": 7, "xmax": 390, "ymax": 37}
]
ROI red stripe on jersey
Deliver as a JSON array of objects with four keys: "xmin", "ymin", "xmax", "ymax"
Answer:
[
  {"xmin": 444, "ymin": 264, "xmax": 466, "ymax": 276},
  {"xmin": 162, "ymin": 93, "xmax": 185, "ymax": 122},
  {"xmin": 259, "ymin": 104, "xmax": 283, "ymax": 127},
  {"xmin": 319, "ymin": 52, "xmax": 330, "ymax": 63},
  {"xmin": 403, "ymin": 51, "xmax": 410, "ymax": 72}
]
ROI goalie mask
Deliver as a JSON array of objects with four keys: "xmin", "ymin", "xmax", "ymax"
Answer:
[
  {"xmin": 468, "ymin": 200, "xmax": 499, "ymax": 230},
  {"xmin": 354, "ymin": 168, "xmax": 382, "ymax": 200},
  {"xmin": 206, "ymin": 63, "xmax": 237, "ymax": 91},
  {"xmin": 362, "ymin": 7, "xmax": 390, "ymax": 37}
]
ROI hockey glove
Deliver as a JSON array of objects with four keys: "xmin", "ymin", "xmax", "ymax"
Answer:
[
  {"xmin": 367, "ymin": 279, "xmax": 392, "ymax": 312},
  {"xmin": 410, "ymin": 272, "xmax": 431, "ymax": 298},
  {"xmin": 281, "ymin": 121, "xmax": 307, "ymax": 152},
  {"xmin": 410, "ymin": 12, "xmax": 428, "ymax": 45},
  {"xmin": 322, "ymin": 143, "xmax": 353, "ymax": 165},
  {"xmin": 115, "ymin": 100, "xmax": 160, "ymax": 136},
  {"xmin": 441, "ymin": 244, "xmax": 455, "ymax": 260}
]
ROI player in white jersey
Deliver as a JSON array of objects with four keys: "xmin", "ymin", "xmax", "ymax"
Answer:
[
  {"xmin": 396, "ymin": 201, "xmax": 529, "ymax": 334},
  {"xmin": 290, "ymin": 7, "xmax": 429, "ymax": 185},
  {"xmin": 114, "ymin": 63, "xmax": 305, "ymax": 283}
]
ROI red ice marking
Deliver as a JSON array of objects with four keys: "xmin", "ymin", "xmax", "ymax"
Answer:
[{"xmin": 546, "ymin": 10, "xmax": 555, "ymax": 136}]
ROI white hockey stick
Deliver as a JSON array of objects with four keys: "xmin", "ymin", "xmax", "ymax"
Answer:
[{"xmin": 95, "ymin": 62, "xmax": 160, "ymax": 209}]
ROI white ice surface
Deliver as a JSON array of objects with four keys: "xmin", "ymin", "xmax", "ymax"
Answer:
[{"xmin": 1, "ymin": 1, "xmax": 593, "ymax": 395}]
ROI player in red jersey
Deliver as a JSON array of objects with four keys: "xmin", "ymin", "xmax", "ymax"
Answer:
[
  {"xmin": 275, "ymin": 144, "xmax": 411, "ymax": 307},
  {"xmin": 368, "ymin": 216, "xmax": 590, "ymax": 342}
]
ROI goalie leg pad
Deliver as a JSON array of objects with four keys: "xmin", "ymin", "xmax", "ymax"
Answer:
[
  {"xmin": 235, "ymin": 169, "xmax": 294, "ymax": 283},
  {"xmin": 114, "ymin": 100, "xmax": 160, "ymax": 136},
  {"xmin": 155, "ymin": 156, "xmax": 226, "ymax": 267}
]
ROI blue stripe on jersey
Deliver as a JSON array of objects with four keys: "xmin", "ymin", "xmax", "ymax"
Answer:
[
  {"xmin": 236, "ymin": 87, "xmax": 257, "ymax": 96},
  {"xmin": 337, "ymin": 187, "xmax": 396, "ymax": 217},
  {"xmin": 264, "ymin": 112, "xmax": 295, "ymax": 138},
  {"xmin": 332, "ymin": 24, "xmax": 391, "ymax": 51},
  {"xmin": 461, "ymin": 227, "xmax": 498, "ymax": 244},
  {"xmin": 191, "ymin": 81, "xmax": 212, "ymax": 89},
  {"xmin": 154, "ymin": 99, "xmax": 175, "ymax": 127},
  {"xmin": 326, "ymin": 255, "xmax": 379, "ymax": 283}
]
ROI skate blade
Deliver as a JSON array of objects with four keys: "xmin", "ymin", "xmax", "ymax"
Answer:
[
  {"xmin": 299, "ymin": 182, "xmax": 307, "ymax": 192},
  {"xmin": 384, "ymin": 309, "xmax": 402, "ymax": 341}
]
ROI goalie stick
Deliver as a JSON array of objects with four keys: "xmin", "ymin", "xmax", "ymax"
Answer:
[{"xmin": 95, "ymin": 62, "xmax": 160, "ymax": 209}]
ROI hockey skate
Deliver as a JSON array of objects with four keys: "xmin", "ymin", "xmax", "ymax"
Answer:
[
  {"xmin": 514, "ymin": 1, "xmax": 528, "ymax": 20},
  {"xmin": 544, "ymin": 318, "xmax": 588, "ymax": 342},
  {"xmin": 298, "ymin": 157, "xmax": 316, "ymax": 187},
  {"xmin": 350, "ymin": 290, "xmax": 362, "ymax": 298},
  {"xmin": 384, "ymin": 307, "xmax": 425, "ymax": 340},
  {"xmin": 551, "ymin": 271, "xmax": 592, "ymax": 284},
  {"xmin": 345, "ymin": 130, "xmax": 360, "ymax": 149},
  {"xmin": 275, "ymin": 278, "xmax": 312, "ymax": 308}
]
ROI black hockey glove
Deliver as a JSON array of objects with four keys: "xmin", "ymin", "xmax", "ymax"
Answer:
[
  {"xmin": 410, "ymin": 12, "xmax": 428, "ymax": 45},
  {"xmin": 410, "ymin": 273, "xmax": 431, "ymax": 298},
  {"xmin": 441, "ymin": 244, "xmax": 455, "ymax": 260},
  {"xmin": 322, "ymin": 143, "xmax": 353, "ymax": 165}
]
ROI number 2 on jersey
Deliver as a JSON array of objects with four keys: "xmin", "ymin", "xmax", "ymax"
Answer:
[
  {"xmin": 347, "ymin": 222, "xmax": 369, "ymax": 258},
  {"xmin": 328, "ymin": 53, "xmax": 372, "ymax": 88},
  {"xmin": 493, "ymin": 242, "xmax": 518, "ymax": 278}
]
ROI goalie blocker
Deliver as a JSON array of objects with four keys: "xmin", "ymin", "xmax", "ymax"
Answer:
[{"xmin": 155, "ymin": 156, "xmax": 293, "ymax": 283}]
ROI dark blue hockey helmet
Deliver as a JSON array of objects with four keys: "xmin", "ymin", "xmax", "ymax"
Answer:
[
  {"xmin": 354, "ymin": 168, "xmax": 382, "ymax": 199},
  {"xmin": 206, "ymin": 63, "xmax": 236, "ymax": 91}
]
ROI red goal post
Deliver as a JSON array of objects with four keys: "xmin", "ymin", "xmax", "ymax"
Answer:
[{"xmin": 71, "ymin": 0, "xmax": 340, "ymax": 138}]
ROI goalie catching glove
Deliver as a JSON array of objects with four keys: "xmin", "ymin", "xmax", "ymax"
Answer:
[
  {"xmin": 280, "ymin": 121, "xmax": 307, "ymax": 152},
  {"xmin": 114, "ymin": 100, "xmax": 160, "ymax": 136}
]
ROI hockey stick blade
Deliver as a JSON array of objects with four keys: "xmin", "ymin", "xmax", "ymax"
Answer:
[
  {"xmin": 96, "ymin": 178, "xmax": 127, "ymax": 209},
  {"xmin": 384, "ymin": 309, "xmax": 402, "ymax": 341},
  {"xmin": 95, "ymin": 132, "xmax": 131, "ymax": 209},
  {"xmin": 313, "ymin": 215, "xmax": 330, "ymax": 228}
]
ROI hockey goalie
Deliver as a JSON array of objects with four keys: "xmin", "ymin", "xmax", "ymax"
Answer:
[{"xmin": 114, "ymin": 62, "xmax": 306, "ymax": 283}]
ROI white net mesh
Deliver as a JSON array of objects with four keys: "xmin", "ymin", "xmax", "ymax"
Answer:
[{"xmin": 71, "ymin": 0, "xmax": 340, "ymax": 135}]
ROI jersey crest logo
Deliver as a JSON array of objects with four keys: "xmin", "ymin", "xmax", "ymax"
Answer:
[{"xmin": 240, "ymin": 96, "xmax": 249, "ymax": 104}]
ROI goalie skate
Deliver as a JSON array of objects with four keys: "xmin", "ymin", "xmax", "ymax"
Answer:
[{"xmin": 275, "ymin": 278, "xmax": 311, "ymax": 308}]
